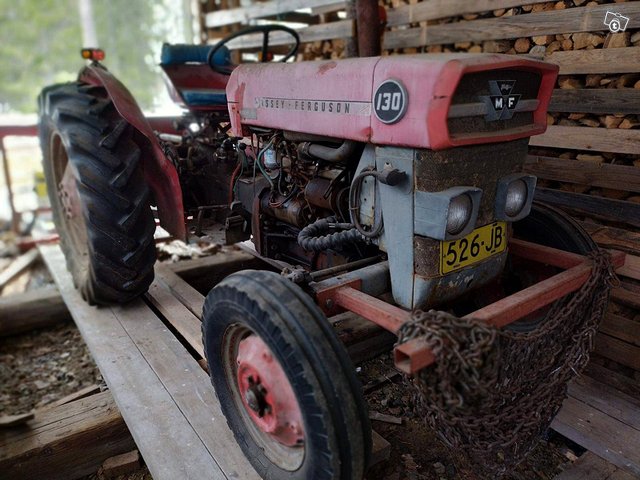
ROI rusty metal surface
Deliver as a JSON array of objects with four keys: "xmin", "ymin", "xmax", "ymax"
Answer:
[
  {"xmin": 355, "ymin": 0, "xmax": 381, "ymax": 57},
  {"xmin": 396, "ymin": 249, "xmax": 617, "ymax": 477}
]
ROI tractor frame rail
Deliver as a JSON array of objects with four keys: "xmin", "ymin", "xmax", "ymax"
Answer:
[{"xmin": 312, "ymin": 239, "xmax": 626, "ymax": 375}]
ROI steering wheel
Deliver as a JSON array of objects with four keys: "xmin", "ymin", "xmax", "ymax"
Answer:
[{"xmin": 207, "ymin": 25, "xmax": 300, "ymax": 75}]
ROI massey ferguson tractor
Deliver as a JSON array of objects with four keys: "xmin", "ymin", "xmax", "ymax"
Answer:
[{"xmin": 39, "ymin": 25, "xmax": 617, "ymax": 479}]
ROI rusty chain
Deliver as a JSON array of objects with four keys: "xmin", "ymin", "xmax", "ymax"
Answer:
[{"xmin": 397, "ymin": 249, "xmax": 618, "ymax": 477}]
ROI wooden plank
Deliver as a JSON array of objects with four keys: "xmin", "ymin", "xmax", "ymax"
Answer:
[
  {"xmin": 39, "ymin": 245, "xmax": 231, "ymax": 480},
  {"xmin": 0, "ymin": 391, "xmax": 136, "ymax": 480},
  {"xmin": 530, "ymin": 126, "xmax": 640, "ymax": 155},
  {"xmin": 554, "ymin": 451, "xmax": 618, "ymax": 480},
  {"xmin": 617, "ymin": 254, "xmax": 640, "ymax": 281},
  {"xmin": 547, "ymin": 47, "xmax": 640, "ymax": 75},
  {"xmin": 383, "ymin": 3, "xmax": 640, "ymax": 48},
  {"xmin": 549, "ymin": 89, "xmax": 640, "ymax": 115},
  {"xmin": 579, "ymin": 223, "xmax": 640, "ymax": 256},
  {"xmin": 594, "ymin": 333, "xmax": 640, "ymax": 371},
  {"xmin": 154, "ymin": 264, "xmax": 204, "ymax": 318},
  {"xmin": 568, "ymin": 375, "xmax": 640, "ymax": 430},
  {"xmin": 386, "ymin": 0, "xmax": 543, "ymax": 27},
  {"xmin": 109, "ymin": 302, "xmax": 260, "ymax": 480},
  {"xmin": 600, "ymin": 313, "xmax": 640, "ymax": 347},
  {"xmin": 611, "ymin": 285, "xmax": 640, "ymax": 310},
  {"xmin": 221, "ymin": 19, "xmax": 353, "ymax": 50},
  {"xmin": 0, "ymin": 248, "xmax": 39, "ymax": 291},
  {"xmin": 552, "ymin": 395, "xmax": 640, "ymax": 476},
  {"xmin": 525, "ymin": 156, "xmax": 640, "ymax": 194},
  {"xmin": 145, "ymin": 279, "xmax": 205, "ymax": 358},
  {"xmin": 47, "ymin": 384, "xmax": 102, "ymax": 408},
  {"xmin": 534, "ymin": 188, "xmax": 640, "ymax": 229},
  {"xmin": 205, "ymin": 0, "xmax": 339, "ymax": 27},
  {"xmin": 583, "ymin": 363, "xmax": 640, "ymax": 400},
  {"xmin": 0, "ymin": 286, "xmax": 69, "ymax": 336},
  {"xmin": 167, "ymin": 249, "xmax": 266, "ymax": 294}
]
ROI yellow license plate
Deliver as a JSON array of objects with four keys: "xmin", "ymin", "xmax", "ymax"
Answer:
[{"xmin": 439, "ymin": 222, "xmax": 507, "ymax": 274}]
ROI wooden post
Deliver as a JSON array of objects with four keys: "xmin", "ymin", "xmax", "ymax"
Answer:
[{"xmin": 0, "ymin": 137, "xmax": 20, "ymax": 234}]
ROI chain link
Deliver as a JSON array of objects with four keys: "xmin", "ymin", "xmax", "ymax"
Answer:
[{"xmin": 397, "ymin": 250, "xmax": 617, "ymax": 477}]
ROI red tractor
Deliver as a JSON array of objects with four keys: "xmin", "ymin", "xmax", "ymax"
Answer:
[{"xmin": 39, "ymin": 26, "xmax": 614, "ymax": 479}]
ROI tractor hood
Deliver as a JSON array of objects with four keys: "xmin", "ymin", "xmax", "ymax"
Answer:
[{"xmin": 226, "ymin": 53, "xmax": 558, "ymax": 150}]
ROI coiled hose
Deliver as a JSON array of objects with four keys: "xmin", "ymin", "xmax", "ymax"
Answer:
[{"xmin": 298, "ymin": 217, "xmax": 364, "ymax": 251}]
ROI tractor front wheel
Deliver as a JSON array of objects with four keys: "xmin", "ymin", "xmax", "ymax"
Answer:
[
  {"xmin": 202, "ymin": 269, "xmax": 371, "ymax": 480},
  {"xmin": 39, "ymin": 82, "xmax": 156, "ymax": 304}
]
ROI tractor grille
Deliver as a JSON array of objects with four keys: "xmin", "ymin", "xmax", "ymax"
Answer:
[{"xmin": 447, "ymin": 69, "xmax": 542, "ymax": 139}]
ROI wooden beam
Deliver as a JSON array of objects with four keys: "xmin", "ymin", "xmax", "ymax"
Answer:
[
  {"xmin": 594, "ymin": 333, "xmax": 640, "ymax": 371},
  {"xmin": 205, "ymin": 0, "xmax": 341, "ymax": 27},
  {"xmin": 611, "ymin": 285, "xmax": 640, "ymax": 310},
  {"xmin": 167, "ymin": 249, "xmax": 266, "ymax": 294},
  {"xmin": 582, "ymin": 362, "xmax": 640, "ymax": 400},
  {"xmin": 524, "ymin": 156, "xmax": 640, "ymax": 194},
  {"xmin": 547, "ymin": 46, "xmax": 640, "ymax": 75},
  {"xmin": 0, "ymin": 287, "xmax": 69, "ymax": 336},
  {"xmin": 145, "ymin": 279, "xmax": 205, "ymax": 358},
  {"xmin": 553, "ymin": 384, "xmax": 640, "ymax": 476},
  {"xmin": 386, "ymin": 0, "xmax": 543, "ymax": 27},
  {"xmin": 221, "ymin": 19, "xmax": 354, "ymax": 50},
  {"xmin": 617, "ymin": 254, "xmax": 640, "ymax": 281},
  {"xmin": 534, "ymin": 188, "xmax": 640, "ymax": 228},
  {"xmin": 0, "ymin": 248, "xmax": 39, "ymax": 291},
  {"xmin": 0, "ymin": 391, "xmax": 136, "ymax": 480},
  {"xmin": 554, "ymin": 452, "xmax": 622, "ymax": 480},
  {"xmin": 549, "ymin": 89, "xmax": 640, "ymax": 115},
  {"xmin": 579, "ymin": 224, "xmax": 640, "ymax": 256},
  {"xmin": 530, "ymin": 125, "xmax": 640, "ymax": 155},
  {"xmin": 383, "ymin": 3, "xmax": 640, "ymax": 48},
  {"xmin": 600, "ymin": 313, "xmax": 640, "ymax": 347},
  {"xmin": 154, "ymin": 264, "xmax": 205, "ymax": 318}
]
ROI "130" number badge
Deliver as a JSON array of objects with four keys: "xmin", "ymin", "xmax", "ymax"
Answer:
[{"xmin": 373, "ymin": 79, "xmax": 408, "ymax": 124}]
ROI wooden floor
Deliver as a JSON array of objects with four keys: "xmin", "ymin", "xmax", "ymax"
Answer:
[
  {"xmin": 40, "ymin": 244, "xmax": 260, "ymax": 480},
  {"xmin": 40, "ymin": 244, "xmax": 640, "ymax": 479}
]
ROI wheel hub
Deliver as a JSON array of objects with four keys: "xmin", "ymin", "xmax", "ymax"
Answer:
[
  {"xmin": 236, "ymin": 335, "xmax": 304, "ymax": 447},
  {"xmin": 58, "ymin": 164, "xmax": 81, "ymax": 220}
]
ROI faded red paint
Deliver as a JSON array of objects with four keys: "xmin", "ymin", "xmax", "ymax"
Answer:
[
  {"xmin": 226, "ymin": 54, "xmax": 558, "ymax": 150},
  {"xmin": 236, "ymin": 335, "xmax": 304, "ymax": 447},
  {"xmin": 79, "ymin": 65, "xmax": 186, "ymax": 240}
]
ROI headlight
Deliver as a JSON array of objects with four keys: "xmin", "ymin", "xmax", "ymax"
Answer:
[
  {"xmin": 446, "ymin": 194, "xmax": 473, "ymax": 235},
  {"xmin": 495, "ymin": 174, "xmax": 537, "ymax": 222},
  {"xmin": 504, "ymin": 179, "xmax": 528, "ymax": 217}
]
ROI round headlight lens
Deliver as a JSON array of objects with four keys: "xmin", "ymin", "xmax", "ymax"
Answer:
[
  {"xmin": 505, "ymin": 179, "xmax": 528, "ymax": 217},
  {"xmin": 446, "ymin": 194, "xmax": 473, "ymax": 235}
]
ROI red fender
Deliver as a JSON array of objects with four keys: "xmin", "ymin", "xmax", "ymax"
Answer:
[{"xmin": 79, "ymin": 64, "xmax": 187, "ymax": 241}]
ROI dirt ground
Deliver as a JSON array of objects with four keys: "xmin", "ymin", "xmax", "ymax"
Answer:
[{"xmin": 1, "ymin": 307, "xmax": 576, "ymax": 480}]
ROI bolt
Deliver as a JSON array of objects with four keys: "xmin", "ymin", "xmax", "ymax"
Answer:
[{"xmin": 325, "ymin": 299, "xmax": 334, "ymax": 309}]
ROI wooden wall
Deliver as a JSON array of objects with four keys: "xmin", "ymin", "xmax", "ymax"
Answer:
[{"xmin": 200, "ymin": 0, "xmax": 640, "ymax": 382}]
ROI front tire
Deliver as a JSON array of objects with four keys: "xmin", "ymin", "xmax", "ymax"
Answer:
[
  {"xmin": 39, "ymin": 82, "xmax": 156, "ymax": 304},
  {"xmin": 202, "ymin": 270, "xmax": 371, "ymax": 480}
]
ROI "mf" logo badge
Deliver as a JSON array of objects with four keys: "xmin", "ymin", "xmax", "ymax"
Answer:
[{"xmin": 480, "ymin": 80, "xmax": 521, "ymax": 121}]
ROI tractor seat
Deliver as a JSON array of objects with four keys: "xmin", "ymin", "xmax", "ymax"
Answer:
[{"xmin": 160, "ymin": 43, "xmax": 231, "ymax": 107}]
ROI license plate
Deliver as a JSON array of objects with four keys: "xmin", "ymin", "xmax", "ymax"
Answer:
[{"xmin": 439, "ymin": 222, "xmax": 507, "ymax": 274}]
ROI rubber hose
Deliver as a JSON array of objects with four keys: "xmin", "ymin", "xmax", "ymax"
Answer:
[{"xmin": 298, "ymin": 217, "xmax": 364, "ymax": 251}]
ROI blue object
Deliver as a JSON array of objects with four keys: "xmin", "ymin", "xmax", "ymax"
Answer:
[
  {"xmin": 180, "ymin": 89, "xmax": 228, "ymax": 107},
  {"xmin": 160, "ymin": 43, "xmax": 231, "ymax": 67}
]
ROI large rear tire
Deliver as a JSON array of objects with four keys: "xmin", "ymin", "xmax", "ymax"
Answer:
[
  {"xmin": 202, "ymin": 270, "xmax": 371, "ymax": 480},
  {"xmin": 38, "ymin": 82, "xmax": 156, "ymax": 305}
]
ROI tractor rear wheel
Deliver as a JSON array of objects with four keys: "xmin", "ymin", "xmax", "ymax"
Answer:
[
  {"xmin": 505, "ymin": 202, "xmax": 599, "ymax": 332},
  {"xmin": 39, "ymin": 82, "xmax": 156, "ymax": 305},
  {"xmin": 202, "ymin": 269, "xmax": 371, "ymax": 480}
]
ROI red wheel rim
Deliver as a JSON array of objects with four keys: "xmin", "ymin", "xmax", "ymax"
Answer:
[{"xmin": 236, "ymin": 335, "xmax": 304, "ymax": 447}]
